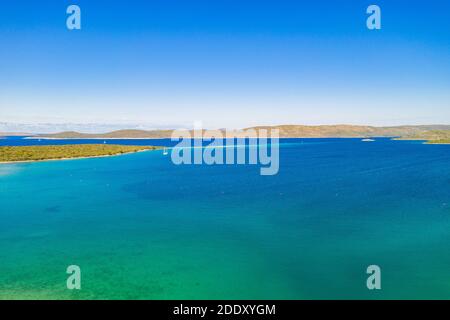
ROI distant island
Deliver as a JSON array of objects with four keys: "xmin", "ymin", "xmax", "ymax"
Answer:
[
  {"xmin": 17, "ymin": 124, "xmax": 450, "ymax": 141},
  {"xmin": 2, "ymin": 124, "xmax": 450, "ymax": 144},
  {"xmin": 34, "ymin": 129, "xmax": 175, "ymax": 139},
  {"xmin": 0, "ymin": 132, "xmax": 30, "ymax": 137},
  {"xmin": 395, "ymin": 130, "xmax": 450, "ymax": 144},
  {"xmin": 0, "ymin": 144, "xmax": 161, "ymax": 163}
]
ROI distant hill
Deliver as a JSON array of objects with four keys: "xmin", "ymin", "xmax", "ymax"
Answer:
[
  {"xmin": 396, "ymin": 129, "xmax": 450, "ymax": 141},
  {"xmin": 244, "ymin": 125, "xmax": 431, "ymax": 138},
  {"xmin": 36, "ymin": 125, "xmax": 450, "ymax": 139},
  {"xmin": 0, "ymin": 132, "xmax": 33, "ymax": 137},
  {"xmin": 39, "ymin": 129, "xmax": 174, "ymax": 139}
]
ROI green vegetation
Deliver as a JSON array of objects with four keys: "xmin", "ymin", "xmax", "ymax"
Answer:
[
  {"xmin": 0, "ymin": 144, "xmax": 160, "ymax": 162},
  {"xmin": 398, "ymin": 130, "xmax": 450, "ymax": 144},
  {"xmin": 426, "ymin": 139, "xmax": 450, "ymax": 144}
]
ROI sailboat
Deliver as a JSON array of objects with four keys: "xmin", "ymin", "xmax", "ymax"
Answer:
[{"xmin": 163, "ymin": 147, "xmax": 169, "ymax": 155}]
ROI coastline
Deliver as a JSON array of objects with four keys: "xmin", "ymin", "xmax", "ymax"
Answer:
[
  {"xmin": 394, "ymin": 138, "xmax": 450, "ymax": 144},
  {"xmin": 26, "ymin": 135, "xmax": 394, "ymax": 140},
  {"xmin": 24, "ymin": 137, "xmax": 167, "ymax": 140},
  {"xmin": 24, "ymin": 136, "xmax": 450, "ymax": 143},
  {"xmin": 0, "ymin": 148, "xmax": 159, "ymax": 165},
  {"xmin": 425, "ymin": 142, "xmax": 450, "ymax": 145}
]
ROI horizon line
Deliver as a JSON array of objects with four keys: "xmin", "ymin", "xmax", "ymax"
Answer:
[{"xmin": 2, "ymin": 123, "xmax": 450, "ymax": 135}]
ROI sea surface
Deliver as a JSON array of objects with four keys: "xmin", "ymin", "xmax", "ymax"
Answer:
[{"xmin": 1, "ymin": 137, "xmax": 450, "ymax": 299}]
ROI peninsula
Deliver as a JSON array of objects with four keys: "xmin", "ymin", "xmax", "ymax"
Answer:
[
  {"xmin": 395, "ymin": 130, "xmax": 450, "ymax": 144},
  {"xmin": 0, "ymin": 144, "xmax": 161, "ymax": 163}
]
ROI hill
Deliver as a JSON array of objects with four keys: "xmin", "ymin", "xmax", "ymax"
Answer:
[
  {"xmin": 39, "ymin": 129, "xmax": 174, "ymax": 139},
  {"xmin": 395, "ymin": 130, "xmax": 450, "ymax": 144},
  {"xmin": 35, "ymin": 125, "xmax": 450, "ymax": 139}
]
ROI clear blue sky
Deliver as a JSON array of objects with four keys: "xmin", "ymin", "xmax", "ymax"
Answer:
[{"xmin": 0, "ymin": 0, "xmax": 449, "ymax": 129}]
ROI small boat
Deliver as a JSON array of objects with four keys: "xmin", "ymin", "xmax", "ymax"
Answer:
[
  {"xmin": 163, "ymin": 147, "xmax": 169, "ymax": 155},
  {"xmin": 361, "ymin": 138, "xmax": 375, "ymax": 142}
]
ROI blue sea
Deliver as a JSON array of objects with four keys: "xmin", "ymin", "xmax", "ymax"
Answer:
[{"xmin": 1, "ymin": 137, "xmax": 450, "ymax": 299}]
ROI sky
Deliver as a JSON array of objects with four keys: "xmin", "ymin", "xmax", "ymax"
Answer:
[{"xmin": 0, "ymin": 0, "xmax": 449, "ymax": 131}]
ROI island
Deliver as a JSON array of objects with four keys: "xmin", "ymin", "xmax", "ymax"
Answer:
[
  {"xmin": 427, "ymin": 140, "xmax": 450, "ymax": 144},
  {"xmin": 30, "ymin": 125, "xmax": 450, "ymax": 139},
  {"xmin": 395, "ymin": 130, "xmax": 450, "ymax": 144},
  {"xmin": 3, "ymin": 124, "xmax": 450, "ymax": 144},
  {"xmin": 0, "ymin": 144, "xmax": 161, "ymax": 163}
]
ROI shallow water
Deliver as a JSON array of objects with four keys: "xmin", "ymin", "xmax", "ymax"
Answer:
[{"xmin": 1, "ymin": 138, "xmax": 450, "ymax": 299}]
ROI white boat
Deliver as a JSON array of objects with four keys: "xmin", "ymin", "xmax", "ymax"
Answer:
[
  {"xmin": 163, "ymin": 147, "xmax": 168, "ymax": 155},
  {"xmin": 361, "ymin": 138, "xmax": 375, "ymax": 142}
]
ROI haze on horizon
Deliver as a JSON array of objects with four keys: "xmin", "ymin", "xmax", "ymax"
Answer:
[{"xmin": 1, "ymin": 0, "xmax": 449, "ymax": 131}]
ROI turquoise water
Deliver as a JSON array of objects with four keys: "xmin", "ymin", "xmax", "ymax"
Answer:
[{"xmin": 1, "ymin": 138, "xmax": 450, "ymax": 299}]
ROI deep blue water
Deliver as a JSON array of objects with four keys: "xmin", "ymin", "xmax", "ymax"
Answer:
[
  {"xmin": 1, "ymin": 137, "xmax": 450, "ymax": 299},
  {"xmin": 0, "ymin": 136, "xmax": 175, "ymax": 147}
]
